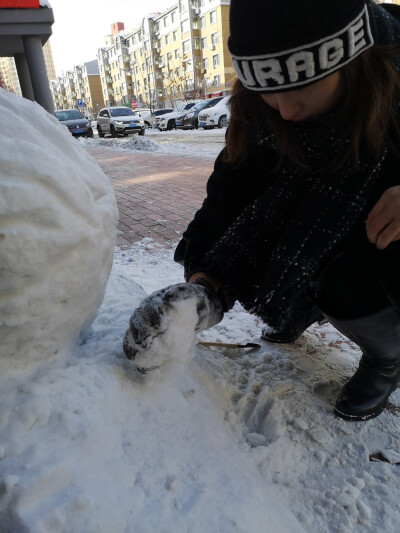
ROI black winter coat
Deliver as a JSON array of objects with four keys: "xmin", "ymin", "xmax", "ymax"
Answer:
[{"xmin": 174, "ymin": 141, "xmax": 400, "ymax": 315}]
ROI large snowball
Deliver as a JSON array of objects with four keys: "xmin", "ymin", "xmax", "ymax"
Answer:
[{"xmin": 0, "ymin": 90, "xmax": 118, "ymax": 359}]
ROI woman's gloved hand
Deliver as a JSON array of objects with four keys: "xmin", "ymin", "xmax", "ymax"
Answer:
[{"xmin": 123, "ymin": 278, "xmax": 225, "ymax": 370}]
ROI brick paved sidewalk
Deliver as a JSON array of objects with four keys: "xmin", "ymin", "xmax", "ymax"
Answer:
[{"xmin": 85, "ymin": 146, "xmax": 213, "ymax": 248}]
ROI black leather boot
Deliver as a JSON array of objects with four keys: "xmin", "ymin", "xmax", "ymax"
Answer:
[
  {"xmin": 261, "ymin": 291, "xmax": 326, "ymax": 343},
  {"xmin": 324, "ymin": 306, "xmax": 400, "ymax": 421}
]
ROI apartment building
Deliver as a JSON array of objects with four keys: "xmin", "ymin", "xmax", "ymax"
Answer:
[
  {"xmin": 97, "ymin": 0, "xmax": 233, "ymax": 110},
  {"xmin": 0, "ymin": 56, "xmax": 21, "ymax": 96},
  {"xmin": 43, "ymin": 40, "xmax": 56, "ymax": 81},
  {"xmin": 50, "ymin": 60, "xmax": 104, "ymax": 116},
  {"xmin": 197, "ymin": 0, "xmax": 234, "ymax": 97},
  {"xmin": 98, "ymin": 18, "xmax": 159, "ymax": 109}
]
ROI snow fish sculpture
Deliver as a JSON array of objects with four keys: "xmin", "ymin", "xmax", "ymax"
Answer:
[{"xmin": 0, "ymin": 89, "xmax": 118, "ymax": 359}]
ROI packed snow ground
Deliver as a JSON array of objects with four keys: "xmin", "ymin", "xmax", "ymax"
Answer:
[{"xmin": 1, "ymin": 111, "xmax": 400, "ymax": 532}]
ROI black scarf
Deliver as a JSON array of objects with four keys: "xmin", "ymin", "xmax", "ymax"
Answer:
[{"xmin": 201, "ymin": 120, "xmax": 387, "ymax": 327}]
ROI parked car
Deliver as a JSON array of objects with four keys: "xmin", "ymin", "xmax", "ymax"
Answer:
[
  {"xmin": 97, "ymin": 106, "xmax": 145, "ymax": 137},
  {"xmin": 55, "ymin": 109, "xmax": 93, "ymax": 137},
  {"xmin": 134, "ymin": 107, "xmax": 174, "ymax": 128},
  {"xmin": 198, "ymin": 96, "xmax": 231, "ymax": 129},
  {"xmin": 153, "ymin": 101, "xmax": 201, "ymax": 131},
  {"xmin": 175, "ymin": 97, "xmax": 225, "ymax": 130},
  {"xmin": 132, "ymin": 107, "xmax": 151, "ymax": 127}
]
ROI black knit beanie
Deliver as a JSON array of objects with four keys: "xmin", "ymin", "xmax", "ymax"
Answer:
[{"xmin": 228, "ymin": 0, "xmax": 383, "ymax": 92}]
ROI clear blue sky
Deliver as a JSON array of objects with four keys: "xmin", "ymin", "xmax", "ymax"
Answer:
[{"xmin": 49, "ymin": 0, "xmax": 175, "ymax": 75}]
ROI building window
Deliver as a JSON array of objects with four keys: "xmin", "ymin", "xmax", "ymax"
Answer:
[
  {"xmin": 213, "ymin": 74, "xmax": 220, "ymax": 86},
  {"xmin": 167, "ymin": 52, "xmax": 172, "ymax": 61},
  {"xmin": 179, "ymin": 0, "xmax": 187, "ymax": 13},
  {"xmin": 201, "ymin": 37, "xmax": 207, "ymax": 49},
  {"xmin": 171, "ymin": 11, "xmax": 176, "ymax": 23},
  {"xmin": 173, "ymin": 30, "xmax": 178, "ymax": 41},
  {"xmin": 211, "ymin": 32, "xmax": 218, "ymax": 45},
  {"xmin": 212, "ymin": 54, "xmax": 219, "ymax": 67},
  {"xmin": 210, "ymin": 9, "xmax": 217, "ymax": 24},
  {"xmin": 178, "ymin": 84, "xmax": 183, "ymax": 94},
  {"xmin": 182, "ymin": 40, "xmax": 190, "ymax": 54},
  {"xmin": 181, "ymin": 19, "xmax": 189, "ymax": 33},
  {"xmin": 202, "ymin": 57, "xmax": 208, "ymax": 70},
  {"xmin": 199, "ymin": 15, "xmax": 205, "ymax": 28},
  {"xmin": 165, "ymin": 34, "xmax": 170, "ymax": 45},
  {"xmin": 174, "ymin": 48, "xmax": 180, "ymax": 59},
  {"xmin": 193, "ymin": 37, "xmax": 199, "ymax": 49},
  {"xmin": 163, "ymin": 88, "xmax": 168, "ymax": 96},
  {"xmin": 163, "ymin": 17, "xmax": 167, "ymax": 27}
]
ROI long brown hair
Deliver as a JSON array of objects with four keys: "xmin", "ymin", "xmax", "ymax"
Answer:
[{"xmin": 224, "ymin": 45, "xmax": 400, "ymax": 169}]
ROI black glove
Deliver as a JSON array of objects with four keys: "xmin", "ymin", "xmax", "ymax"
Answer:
[{"xmin": 123, "ymin": 278, "xmax": 225, "ymax": 369}]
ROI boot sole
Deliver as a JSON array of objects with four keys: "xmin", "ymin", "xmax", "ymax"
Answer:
[
  {"xmin": 334, "ymin": 405, "xmax": 384, "ymax": 422},
  {"xmin": 261, "ymin": 317, "xmax": 327, "ymax": 344}
]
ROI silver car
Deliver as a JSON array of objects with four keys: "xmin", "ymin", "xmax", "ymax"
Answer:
[{"xmin": 97, "ymin": 106, "xmax": 145, "ymax": 137}]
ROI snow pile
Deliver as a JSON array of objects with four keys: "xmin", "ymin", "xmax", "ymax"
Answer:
[
  {"xmin": 115, "ymin": 241, "xmax": 400, "ymax": 533},
  {"xmin": 81, "ymin": 130, "xmax": 225, "ymax": 160},
  {"xmin": 0, "ymin": 235, "xmax": 399, "ymax": 532},
  {"xmin": 80, "ymin": 136, "xmax": 161, "ymax": 153},
  {"xmin": 0, "ymin": 261, "xmax": 303, "ymax": 533},
  {"xmin": 0, "ymin": 89, "xmax": 118, "ymax": 360}
]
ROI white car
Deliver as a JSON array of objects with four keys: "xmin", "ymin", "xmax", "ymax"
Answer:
[
  {"xmin": 97, "ymin": 106, "xmax": 145, "ymax": 137},
  {"xmin": 134, "ymin": 108, "xmax": 174, "ymax": 128},
  {"xmin": 198, "ymin": 96, "xmax": 231, "ymax": 129},
  {"xmin": 153, "ymin": 101, "xmax": 202, "ymax": 131}
]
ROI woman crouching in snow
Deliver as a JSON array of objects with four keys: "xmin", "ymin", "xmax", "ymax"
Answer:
[{"xmin": 124, "ymin": 0, "xmax": 400, "ymax": 422}]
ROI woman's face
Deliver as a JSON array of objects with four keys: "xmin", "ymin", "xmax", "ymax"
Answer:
[{"xmin": 260, "ymin": 71, "xmax": 344, "ymax": 122}]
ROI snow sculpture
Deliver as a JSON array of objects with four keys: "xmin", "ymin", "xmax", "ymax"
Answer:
[{"xmin": 0, "ymin": 89, "xmax": 118, "ymax": 359}]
